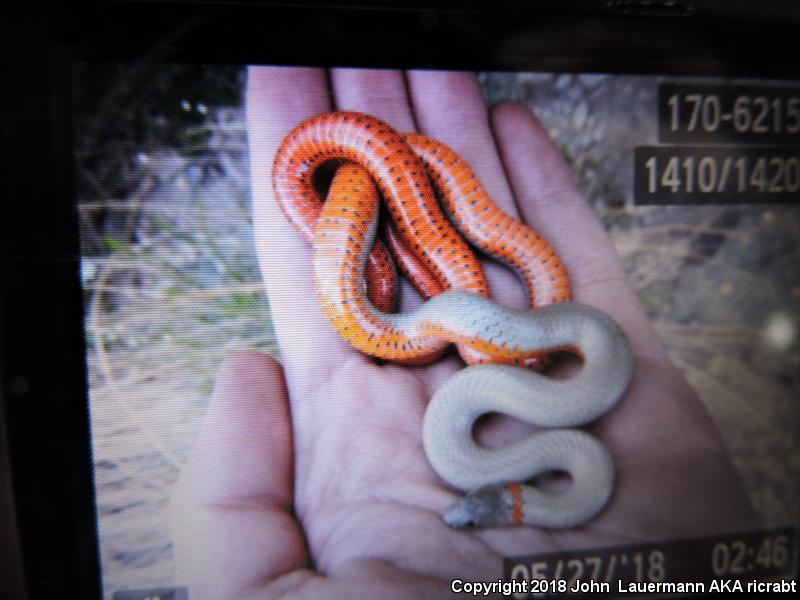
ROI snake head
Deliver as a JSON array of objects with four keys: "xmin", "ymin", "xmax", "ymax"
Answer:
[{"xmin": 443, "ymin": 484, "xmax": 511, "ymax": 528}]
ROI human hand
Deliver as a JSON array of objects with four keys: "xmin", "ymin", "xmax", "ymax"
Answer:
[{"xmin": 169, "ymin": 67, "xmax": 758, "ymax": 599}]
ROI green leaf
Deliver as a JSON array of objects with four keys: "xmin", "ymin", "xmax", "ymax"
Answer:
[{"xmin": 102, "ymin": 235, "xmax": 134, "ymax": 256}]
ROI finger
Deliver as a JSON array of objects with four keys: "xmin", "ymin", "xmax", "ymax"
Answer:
[
  {"xmin": 491, "ymin": 102, "xmax": 664, "ymax": 357},
  {"xmin": 407, "ymin": 71, "xmax": 527, "ymax": 308},
  {"xmin": 170, "ymin": 351, "xmax": 306, "ymax": 599},
  {"xmin": 247, "ymin": 66, "xmax": 364, "ymax": 385},
  {"xmin": 330, "ymin": 68, "xmax": 416, "ymax": 131}
]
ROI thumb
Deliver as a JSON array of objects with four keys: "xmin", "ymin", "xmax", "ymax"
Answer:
[{"xmin": 170, "ymin": 351, "xmax": 307, "ymax": 599}]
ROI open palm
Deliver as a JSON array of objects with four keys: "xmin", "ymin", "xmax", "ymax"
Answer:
[{"xmin": 169, "ymin": 68, "xmax": 757, "ymax": 599}]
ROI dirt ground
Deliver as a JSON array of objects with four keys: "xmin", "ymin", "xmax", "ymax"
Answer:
[{"xmin": 76, "ymin": 69, "xmax": 799, "ymax": 596}]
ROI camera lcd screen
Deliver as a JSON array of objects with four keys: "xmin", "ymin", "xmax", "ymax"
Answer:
[{"xmin": 69, "ymin": 61, "xmax": 800, "ymax": 599}]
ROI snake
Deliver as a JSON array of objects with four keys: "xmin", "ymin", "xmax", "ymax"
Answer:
[{"xmin": 272, "ymin": 111, "xmax": 634, "ymax": 529}]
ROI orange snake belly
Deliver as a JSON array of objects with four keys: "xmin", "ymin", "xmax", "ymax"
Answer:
[
  {"xmin": 272, "ymin": 111, "xmax": 633, "ymax": 528},
  {"xmin": 272, "ymin": 111, "xmax": 571, "ymax": 365}
]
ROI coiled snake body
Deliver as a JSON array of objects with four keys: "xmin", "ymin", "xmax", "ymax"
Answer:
[{"xmin": 273, "ymin": 111, "xmax": 634, "ymax": 529}]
